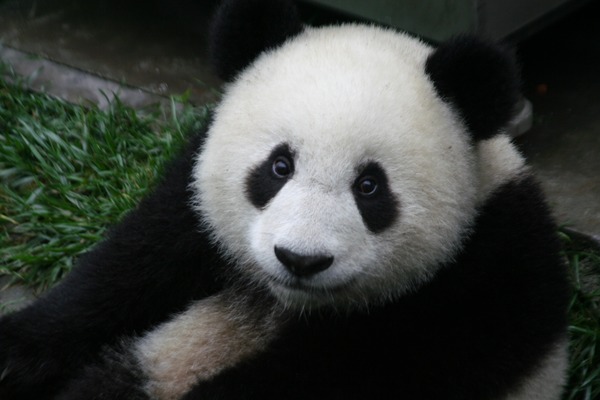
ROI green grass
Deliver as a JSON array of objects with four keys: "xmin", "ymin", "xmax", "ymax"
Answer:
[
  {"xmin": 562, "ymin": 232, "xmax": 600, "ymax": 400},
  {"xmin": 0, "ymin": 70, "xmax": 599, "ymax": 399},
  {"xmin": 0, "ymin": 67, "xmax": 210, "ymax": 289}
]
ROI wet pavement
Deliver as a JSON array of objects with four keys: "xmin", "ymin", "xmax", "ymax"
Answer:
[
  {"xmin": 0, "ymin": 0, "xmax": 598, "ymax": 311},
  {"xmin": 0, "ymin": 0, "xmax": 221, "ymax": 107}
]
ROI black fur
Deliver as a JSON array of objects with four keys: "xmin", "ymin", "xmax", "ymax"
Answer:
[
  {"xmin": 352, "ymin": 161, "xmax": 399, "ymax": 233},
  {"xmin": 0, "ymin": 127, "xmax": 226, "ymax": 399},
  {"xmin": 183, "ymin": 175, "xmax": 569, "ymax": 400},
  {"xmin": 209, "ymin": 0, "xmax": 303, "ymax": 81},
  {"xmin": 56, "ymin": 341, "xmax": 148, "ymax": 400},
  {"xmin": 245, "ymin": 143, "xmax": 295, "ymax": 209},
  {"xmin": 425, "ymin": 35, "xmax": 521, "ymax": 141}
]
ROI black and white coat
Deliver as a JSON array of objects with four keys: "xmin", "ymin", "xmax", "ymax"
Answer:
[{"xmin": 0, "ymin": 1, "xmax": 569, "ymax": 399}]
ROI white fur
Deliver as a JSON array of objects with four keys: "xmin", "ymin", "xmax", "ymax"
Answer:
[
  {"xmin": 135, "ymin": 293, "xmax": 281, "ymax": 400},
  {"xmin": 504, "ymin": 339, "xmax": 569, "ymax": 400},
  {"xmin": 476, "ymin": 134, "xmax": 528, "ymax": 203},
  {"xmin": 193, "ymin": 24, "xmax": 482, "ymax": 309}
]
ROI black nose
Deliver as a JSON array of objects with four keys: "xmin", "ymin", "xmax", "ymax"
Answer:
[{"xmin": 274, "ymin": 246, "xmax": 334, "ymax": 277}]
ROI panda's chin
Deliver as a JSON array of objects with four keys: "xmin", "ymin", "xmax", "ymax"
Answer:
[
  {"xmin": 267, "ymin": 276, "xmax": 357, "ymax": 309},
  {"xmin": 274, "ymin": 277, "xmax": 353, "ymax": 293}
]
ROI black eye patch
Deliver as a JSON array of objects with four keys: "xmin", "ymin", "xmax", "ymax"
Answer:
[
  {"xmin": 352, "ymin": 162, "xmax": 399, "ymax": 233},
  {"xmin": 245, "ymin": 143, "xmax": 295, "ymax": 209}
]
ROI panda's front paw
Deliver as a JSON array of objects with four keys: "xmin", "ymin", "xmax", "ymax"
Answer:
[{"xmin": 55, "ymin": 342, "xmax": 150, "ymax": 400}]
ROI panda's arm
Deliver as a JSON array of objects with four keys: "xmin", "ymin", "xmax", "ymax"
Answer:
[{"xmin": 0, "ymin": 130, "xmax": 224, "ymax": 399}]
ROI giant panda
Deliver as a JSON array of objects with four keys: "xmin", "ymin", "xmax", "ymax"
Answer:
[{"xmin": 0, "ymin": 0, "xmax": 570, "ymax": 399}]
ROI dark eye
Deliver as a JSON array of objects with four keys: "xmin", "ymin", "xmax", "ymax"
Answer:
[
  {"xmin": 272, "ymin": 156, "xmax": 292, "ymax": 178},
  {"xmin": 356, "ymin": 176, "xmax": 378, "ymax": 196}
]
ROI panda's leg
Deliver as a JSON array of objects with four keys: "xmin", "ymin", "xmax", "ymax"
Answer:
[
  {"xmin": 0, "ymin": 132, "xmax": 223, "ymax": 399},
  {"xmin": 56, "ymin": 290, "xmax": 282, "ymax": 400},
  {"xmin": 134, "ymin": 290, "xmax": 282, "ymax": 400},
  {"xmin": 502, "ymin": 339, "xmax": 569, "ymax": 400}
]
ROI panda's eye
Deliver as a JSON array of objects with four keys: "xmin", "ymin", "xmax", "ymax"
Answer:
[
  {"xmin": 356, "ymin": 176, "xmax": 378, "ymax": 196},
  {"xmin": 272, "ymin": 156, "xmax": 292, "ymax": 178}
]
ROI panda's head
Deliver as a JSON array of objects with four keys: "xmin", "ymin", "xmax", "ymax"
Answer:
[{"xmin": 193, "ymin": 0, "xmax": 520, "ymax": 309}]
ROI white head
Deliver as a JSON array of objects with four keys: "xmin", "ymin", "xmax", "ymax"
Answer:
[{"xmin": 193, "ymin": 0, "xmax": 520, "ymax": 310}]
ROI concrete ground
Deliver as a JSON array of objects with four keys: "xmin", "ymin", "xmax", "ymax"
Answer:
[
  {"xmin": 0, "ymin": 0, "xmax": 599, "ymax": 309},
  {"xmin": 0, "ymin": 0, "xmax": 222, "ymax": 107}
]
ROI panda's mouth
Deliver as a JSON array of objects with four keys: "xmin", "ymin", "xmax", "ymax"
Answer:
[{"xmin": 270, "ymin": 276, "xmax": 354, "ymax": 295}]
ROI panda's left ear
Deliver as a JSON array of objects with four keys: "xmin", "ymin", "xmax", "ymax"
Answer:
[
  {"xmin": 425, "ymin": 35, "xmax": 521, "ymax": 141},
  {"xmin": 209, "ymin": 0, "xmax": 303, "ymax": 81}
]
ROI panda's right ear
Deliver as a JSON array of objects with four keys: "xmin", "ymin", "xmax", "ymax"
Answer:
[{"xmin": 210, "ymin": 0, "xmax": 303, "ymax": 81}]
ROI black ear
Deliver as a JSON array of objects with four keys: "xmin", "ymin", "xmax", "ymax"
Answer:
[
  {"xmin": 425, "ymin": 36, "xmax": 521, "ymax": 141},
  {"xmin": 209, "ymin": 0, "xmax": 303, "ymax": 81}
]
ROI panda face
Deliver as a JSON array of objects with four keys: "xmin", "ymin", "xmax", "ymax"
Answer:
[{"xmin": 194, "ymin": 25, "xmax": 479, "ymax": 309}]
